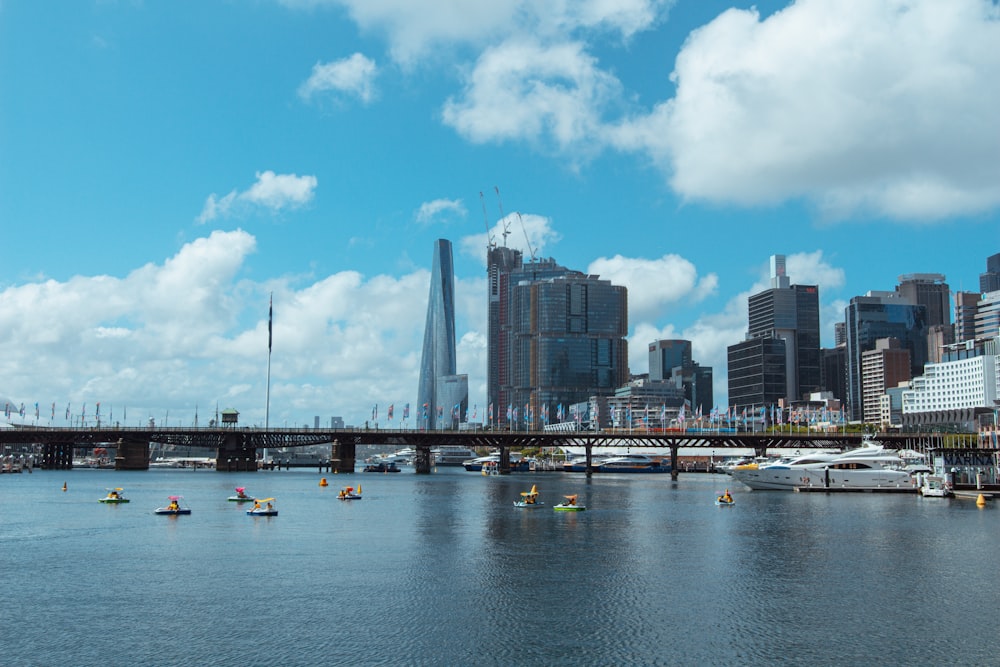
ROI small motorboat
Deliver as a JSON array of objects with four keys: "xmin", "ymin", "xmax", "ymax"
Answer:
[
  {"xmin": 228, "ymin": 487, "xmax": 255, "ymax": 502},
  {"xmin": 513, "ymin": 484, "xmax": 543, "ymax": 508},
  {"xmin": 716, "ymin": 489, "xmax": 735, "ymax": 506},
  {"xmin": 247, "ymin": 498, "xmax": 278, "ymax": 516},
  {"xmin": 553, "ymin": 494, "xmax": 585, "ymax": 511},
  {"xmin": 154, "ymin": 495, "xmax": 191, "ymax": 515},
  {"xmin": 338, "ymin": 485, "xmax": 362, "ymax": 500},
  {"xmin": 363, "ymin": 461, "xmax": 400, "ymax": 473},
  {"xmin": 99, "ymin": 487, "xmax": 129, "ymax": 504}
]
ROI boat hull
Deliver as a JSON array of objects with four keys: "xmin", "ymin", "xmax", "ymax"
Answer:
[
  {"xmin": 513, "ymin": 501, "xmax": 544, "ymax": 508},
  {"xmin": 247, "ymin": 509, "xmax": 278, "ymax": 516},
  {"xmin": 554, "ymin": 505, "xmax": 585, "ymax": 511},
  {"xmin": 99, "ymin": 498, "xmax": 129, "ymax": 504},
  {"xmin": 228, "ymin": 497, "xmax": 255, "ymax": 502},
  {"xmin": 154, "ymin": 508, "xmax": 191, "ymax": 515}
]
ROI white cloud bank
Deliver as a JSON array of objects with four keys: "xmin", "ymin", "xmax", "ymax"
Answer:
[{"xmin": 197, "ymin": 171, "xmax": 318, "ymax": 224}]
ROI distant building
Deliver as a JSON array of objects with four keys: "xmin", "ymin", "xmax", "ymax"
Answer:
[
  {"xmin": 486, "ymin": 245, "xmax": 522, "ymax": 422},
  {"xmin": 727, "ymin": 254, "xmax": 820, "ymax": 412},
  {"xmin": 901, "ymin": 335, "xmax": 999, "ymax": 431},
  {"xmin": 980, "ymin": 252, "xmax": 1000, "ymax": 293},
  {"xmin": 974, "ymin": 291, "xmax": 1000, "ymax": 340},
  {"xmin": 649, "ymin": 339, "xmax": 713, "ymax": 411},
  {"xmin": 844, "ymin": 291, "xmax": 928, "ymax": 422},
  {"xmin": 820, "ymin": 345, "xmax": 847, "ymax": 404},
  {"xmin": 417, "ymin": 239, "xmax": 466, "ymax": 430},
  {"xmin": 896, "ymin": 273, "xmax": 950, "ymax": 327},
  {"xmin": 954, "ymin": 291, "xmax": 981, "ymax": 343},
  {"xmin": 860, "ymin": 338, "xmax": 911, "ymax": 424}
]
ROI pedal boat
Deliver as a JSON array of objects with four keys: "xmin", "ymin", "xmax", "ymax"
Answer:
[
  {"xmin": 228, "ymin": 487, "xmax": 255, "ymax": 502},
  {"xmin": 247, "ymin": 498, "xmax": 278, "ymax": 516},
  {"xmin": 553, "ymin": 494, "xmax": 585, "ymax": 511},
  {"xmin": 99, "ymin": 488, "xmax": 130, "ymax": 504},
  {"xmin": 513, "ymin": 485, "xmax": 543, "ymax": 508},
  {"xmin": 154, "ymin": 496, "xmax": 191, "ymax": 515},
  {"xmin": 338, "ymin": 485, "xmax": 362, "ymax": 500}
]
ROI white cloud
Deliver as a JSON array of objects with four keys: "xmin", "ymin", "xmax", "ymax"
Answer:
[
  {"xmin": 298, "ymin": 53, "xmax": 378, "ymax": 103},
  {"xmin": 614, "ymin": 0, "xmax": 1000, "ymax": 221},
  {"xmin": 587, "ymin": 253, "xmax": 717, "ymax": 323},
  {"xmin": 197, "ymin": 171, "xmax": 318, "ymax": 224},
  {"xmin": 415, "ymin": 198, "xmax": 466, "ymax": 225},
  {"xmin": 280, "ymin": 0, "xmax": 668, "ymax": 65},
  {"xmin": 459, "ymin": 212, "xmax": 562, "ymax": 263},
  {"xmin": 442, "ymin": 38, "xmax": 623, "ymax": 157}
]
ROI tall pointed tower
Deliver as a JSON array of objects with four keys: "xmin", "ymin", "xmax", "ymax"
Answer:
[{"xmin": 417, "ymin": 239, "xmax": 464, "ymax": 430}]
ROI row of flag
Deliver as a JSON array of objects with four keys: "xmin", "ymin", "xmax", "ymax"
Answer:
[{"xmin": 3, "ymin": 402, "xmax": 123, "ymax": 422}]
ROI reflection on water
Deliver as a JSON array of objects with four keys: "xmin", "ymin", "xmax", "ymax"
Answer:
[{"xmin": 0, "ymin": 468, "xmax": 997, "ymax": 666}]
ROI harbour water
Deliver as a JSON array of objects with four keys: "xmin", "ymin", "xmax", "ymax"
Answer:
[{"xmin": 2, "ymin": 467, "xmax": 998, "ymax": 666}]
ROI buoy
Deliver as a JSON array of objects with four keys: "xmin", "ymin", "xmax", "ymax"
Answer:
[
  {"xmin": 319, "ymin": 477, "xmax": 328, "ymax": 487},
  {"xmin": 62, "ymin": 482, "xmax": 67, "ymax": 492},
  {"xmin": 977, "ymin": 494, "xmax": 987, "ymax": 507}
]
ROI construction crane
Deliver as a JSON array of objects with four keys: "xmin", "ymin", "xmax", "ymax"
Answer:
[
  {"xmin": 494, "ymin": 186, "xmax": 511, "ymax": 247},
  {"xmin": 479, "ymin": 191, "xmax": 496, "ymax": 250},
  {"xmin": 516, "ymin": 212, "xmax": 536, "ymax": 262}
]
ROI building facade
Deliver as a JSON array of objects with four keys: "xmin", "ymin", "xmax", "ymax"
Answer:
[
  {"xmin": 727, "ymin": 255, "xmax": 820, "ymax": 412},
  {"xmin": 416, "ymin": 239, "xmax": 465, "ymax": 430},
  {"xmin": 860, "ymin": 338, "xmax": 911, "ymax": 424},
  {"xmin": 844, "ymin": 291, "xmax": 928, "ymax": 422},
  {"xmin": 504, "ymin": 268, "xmax": 628, "ymax": 429}
]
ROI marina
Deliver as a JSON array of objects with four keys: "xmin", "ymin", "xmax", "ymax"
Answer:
[{"xmin": 2, "ymin": 465, "xmax": 1000, "ymax": 665}]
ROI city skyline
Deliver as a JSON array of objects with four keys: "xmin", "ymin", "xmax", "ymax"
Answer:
[{"xmin": 1, "ymin": 1, "xmax": 998, "ymax": 427}]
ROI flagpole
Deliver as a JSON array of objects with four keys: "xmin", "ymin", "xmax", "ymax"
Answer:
[{"xmin": 264, "ymin": 293, "xmax": 272, "ymax": 464}]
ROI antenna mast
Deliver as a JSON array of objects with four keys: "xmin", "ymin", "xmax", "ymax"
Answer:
[{"xmin": 479, "ymin": 191, "xmax": 496, "ymax": 251}]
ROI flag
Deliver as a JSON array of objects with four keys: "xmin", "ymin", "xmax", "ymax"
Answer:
[
  {"xmin": 51, "ymin": 402, "xmax": 55, "ymax": 420},
  {"xmin": 35, "ymin": 402, "xmax": 39, "ymax": 418},
  {"xmin": 403, "ymin": 403, "xmax": 410, "ymax": 419},
  {"xmin": 268, "ymin": 294, "xmax": 273, "ymax": 352},
  {"xmin": 65, "ymin": 404, "xmax": 70, "ymax": 419},
  {"xmin": 96, "ymin": 402, "xmax": 101, "ymax": 417},
  {"xmin": 372, "ymin": 404, "xmax": 378, "ymax": 421},
  {"xmin": 472, "ymin": 404, "xmax": 477, "ymax": 420},
  {"xmin": 388, "ymin": 404, "xmax": 394, "ymax": 420},
  {"xmin": 506, "ymin": 404, "xmax": 512, "ymax": 420},
  {"xmin": 488, "ymin": 403, "xmax": 493, "ymax": 420}
]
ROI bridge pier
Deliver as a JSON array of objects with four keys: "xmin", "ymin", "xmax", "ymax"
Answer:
[
  {"xmin": 216, "ymin": 433, "xmax": 257, "ymax": 472},
  {"xmin": 42, "ymin": 442, "xmax": 73, "ymax": 469},
  {"xmin": 670, "ymin": 445, "xmax": 679, "ymax": 480},
  {"xmin": 331, "ymin": 440, "xmax": 356, "ymax": 474},
  {"xmin": 414, "ymin": 445, "xmax": 432, "ymax": 474},
  {"xmin": 115, "ymin": 440, "xmax": 150, "ymax": 470}
]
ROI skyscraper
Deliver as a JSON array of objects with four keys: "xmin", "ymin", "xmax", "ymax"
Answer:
[
  {"xmin": 727, "ymin": 255, "xmax": 820, "ymax": 412},
  {"xmin": 844, "ymin": 291, "xmax": 928, "ymax": 421},
  {"xmin": 980, "ymin": 253, "xmax": 1000, "ymax": 293},
  {"xmin": 488, "ymin": 253, "xmax": 628, "ymax": 428},
  {"xmin": 487, "ymin": 245, "xmax": 522, "ymax": 424},
  {"xmin": 417, "ymin": 239, "xmax": 466, "ymax": 430}
]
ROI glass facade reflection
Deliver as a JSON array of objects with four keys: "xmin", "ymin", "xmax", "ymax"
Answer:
[
  {"xmin": 417, "ymin": 239, "xmax": 465, "ymax": 430},
  {"xmin": 845, "ymin": 293, "xmax": 928, "ymax": 421}
]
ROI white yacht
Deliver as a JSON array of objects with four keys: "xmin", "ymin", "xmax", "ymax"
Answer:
[
  {"xmin": 731, "ymin": 439, "xmax": 919, "ymax": 491},
  {"xmin": 433, "ymin": 446, "xmax": 477, "ymax": 466},
  {"xmin": 597, "ymin": 453, "xmax": 670, "ymax": 473}
]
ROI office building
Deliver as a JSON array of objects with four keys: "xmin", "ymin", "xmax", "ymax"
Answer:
[
  {"xmin": 975, "ymin": 291, "xmax": 1000, "ymax": 340},
  {"xmin": 844, "ymin": 291, "xmax": 928, "ymax": 422},
  {"xmin": 981, "ymin": 253, "xmax": 1000, "ymax": 293},
  {"xmin": 955, "ymin": 291, "xmax": 981, "ymax": 343},
  {"xmin": 896, "ymin": 273, "xmax": 950, "ymax": 327},
  {"xmin": 727, "ymin": 255, "xmax": 820, "ymax": 412},
  {"xmin": 860, "ymin": 338, "xmax": 911, "ymax": 424},
  {"xmin": 416, "ymin": 239, "xmax": 466, "ymax": 430},
  {"xmin": 486, "ymin": 245, "xmax": 522, "ymax": 422},
  {"xmin": 501, "ymin": 262, "xmax": 628, "ymax": 429}
]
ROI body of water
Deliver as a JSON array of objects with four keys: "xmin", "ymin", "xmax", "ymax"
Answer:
[{"xmin": 1, "ymin": 467, "xmax": 997, "ymax": 666}]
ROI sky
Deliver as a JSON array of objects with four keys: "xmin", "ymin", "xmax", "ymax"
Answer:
[{"xmin": 1, "ymin": 0, "xmax": 998, "ymax": 428}]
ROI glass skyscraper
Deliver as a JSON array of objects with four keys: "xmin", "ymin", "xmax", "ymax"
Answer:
[{"xmin": 417, "ymin": 239, "xmax": 466, "ymax": 430}]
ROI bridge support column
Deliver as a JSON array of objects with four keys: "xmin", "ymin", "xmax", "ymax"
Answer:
[
  {"xmin": 331, "ymin": 440, "xmax": 356, "ymax": 473},
  {"xmin": 216, "ymin": 433, "xmax": 257, "ymax": 472},
  {"xmin": 115, "ymin": 440, "xmax": 150, "ymax": 470},
  {"xmin": 670, "ymin": 445, "xmax": 679, "ymax": 480},
  {"xmin": 499, "ymin": 447, "xmax": 511, "ymax": 475},
  {"xmin": 414, "ymin": 445, "xmax": 432, "ymax": 474},
  {"xmin": 585, "ymin": 443, "xmax": 594, "ymax": 477},
  {"xmin": 43, "ymin": 442, "xmax": 73, "ymax": 469}
]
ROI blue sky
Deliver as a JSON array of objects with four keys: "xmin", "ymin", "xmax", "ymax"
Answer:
[{"xmin": 1, "ymin": 0, "xmax": 998, "ymax": 428}]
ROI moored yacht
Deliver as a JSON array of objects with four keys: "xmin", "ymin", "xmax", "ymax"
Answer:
[
  {"xmin": 433, "ymin": 446, "xmax": 477, "ymax": 466},
  {"xmin": 597, "ymin": 454, "xmax": 670, "ymax": 473},
  {"xmin": 730, "ymin": 439, "xmax": 919, "ymax": 491}
]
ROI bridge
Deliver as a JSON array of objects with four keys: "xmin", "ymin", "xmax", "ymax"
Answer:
[{"xmin": 0, "ymin": 425, "xmax": 972, "ymax": 476}]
